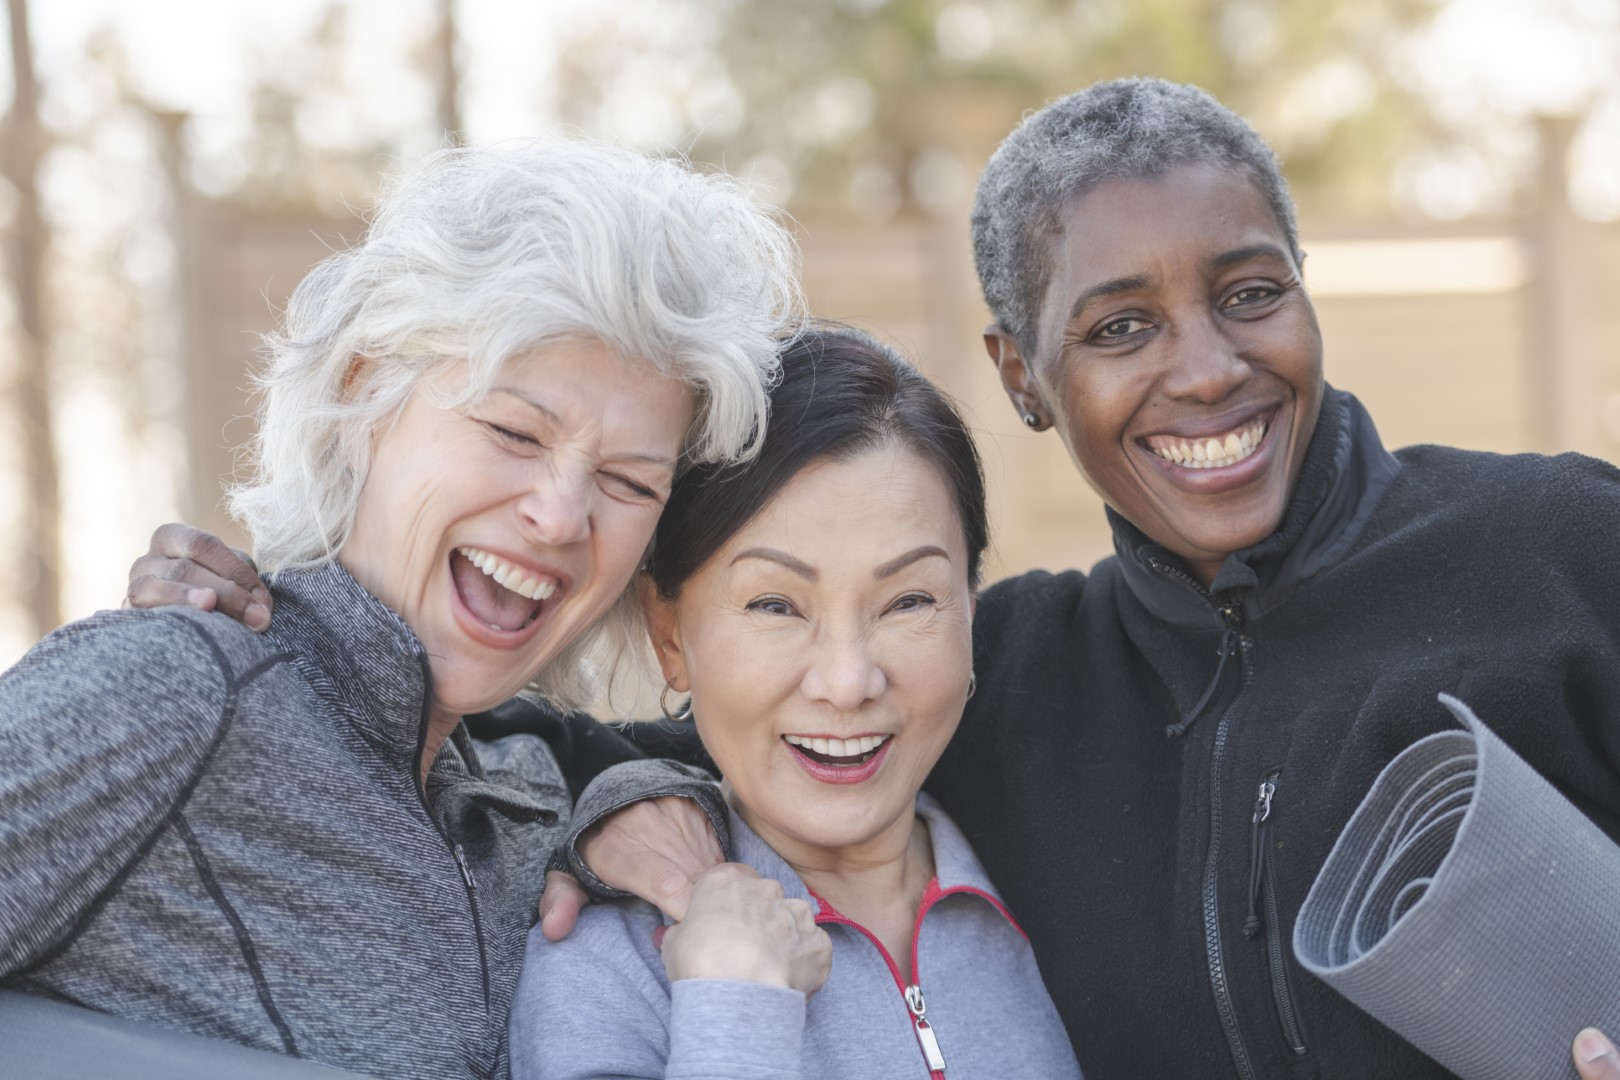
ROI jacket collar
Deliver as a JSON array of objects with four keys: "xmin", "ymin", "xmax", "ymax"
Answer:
[
  {"xmin": 727, "ymin": 792, "xmax": 1011, "ymax": 914},
  {"xmin": 1110, "ymin": 386, "xmax": 1400, "ymax": 630},
  {"xmin": 262, "ymin": 560, "xmax": 436, "ymax": 767},
  {"xmin": 260, "ymin": 561, "xmax": 560, "ymax": 822}
]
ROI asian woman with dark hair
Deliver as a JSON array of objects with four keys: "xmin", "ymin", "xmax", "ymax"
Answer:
[{"xmin": 507, "ymin": 325, "xmax": 1080, "ymax": 1079}]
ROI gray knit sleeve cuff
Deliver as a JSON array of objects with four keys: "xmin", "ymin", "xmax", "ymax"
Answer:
[
  {"xmin": 1293, "ymin": 693, "xmax": 1620, "ymax": 1080},
  {"xmin": 550, "ymin": 758, "xmax": 730, "ymax": 900}
]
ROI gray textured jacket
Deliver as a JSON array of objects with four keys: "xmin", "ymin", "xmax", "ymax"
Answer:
[
  {"xmin": 0, "ymin": 562, "xmax": 649, "ymax": 1079},
  {"xmin": 509, "ymin": 793, "xmax": 1083, "ymax": 1080}
]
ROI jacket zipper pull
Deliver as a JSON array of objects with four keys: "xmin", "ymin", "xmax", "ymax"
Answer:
[
  {"xmin": 1244, "ymin": 778, "xmax": 1275, "ymax": 938},
  {"xmin": 904, "ymin": 985, "xmax": 947, "ymax": 1073},
  {"xmin": 453, "ymin": 843, "xmax": 477, "ymax": 890}
]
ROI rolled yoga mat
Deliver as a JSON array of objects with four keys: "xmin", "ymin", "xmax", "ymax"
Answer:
[{"xmin": 1293, "ymin": 694, "xmax": 1620, "ymax": 1080}]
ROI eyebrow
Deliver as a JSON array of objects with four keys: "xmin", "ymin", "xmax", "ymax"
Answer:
[
  {"xmin": 1207, "ymin": 243, "xmax": 1294, "ymax": 273},
  {"xmin": 874, "ymin": 546, "xmax": 949, "ymax": 579},
  {"xmin": 730, "ymin": 545, "xmax": 950, "ymax": 582},
  {"xmin": 732, "ymin": 548, "xmax": 818, "ymax": 581},
  {"xmin": 1067, "ymin": 273, "xmax": 1153, "ymax": 322},
  {"xmin": 490, "ymin": 386, "xmax": 678, "ymax": 468}
]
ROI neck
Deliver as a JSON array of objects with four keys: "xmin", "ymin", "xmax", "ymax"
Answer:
[
  {"xmin": 421, "ymin": 708, "xmax": 461, "ymax": 786},
  {"xmin": 733, "ymin": 790, "xmax": 935, "ymax": 924}
]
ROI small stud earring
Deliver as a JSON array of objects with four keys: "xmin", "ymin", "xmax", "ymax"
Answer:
[{"xmin": 1022, "ymin": 412, "xmax": 1041, "ymax": 429}]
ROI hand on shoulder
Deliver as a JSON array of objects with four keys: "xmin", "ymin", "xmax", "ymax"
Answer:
[{"xmin": 658, "ymin": 863, "xmax": 830, "ymax": 995}]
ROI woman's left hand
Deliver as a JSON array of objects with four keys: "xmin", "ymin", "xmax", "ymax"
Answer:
[
  {"xmin": 659, "ymin": 863, "xmax": 831, "ymax": 995},
  {"xmin": 1578, "ymin": 1029, "xmax": 1620, "ymax": 1078}
]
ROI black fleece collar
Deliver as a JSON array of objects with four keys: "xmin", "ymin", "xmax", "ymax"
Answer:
[{"xmin": 1109, "ymin": 386, "xmax": 1401, "ymax": 631}]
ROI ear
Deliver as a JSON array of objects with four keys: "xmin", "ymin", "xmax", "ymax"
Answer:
[
  {"xmin": 637, "ymin": 574, "xmax": 688, "ymax": 691},
  {"xmin": 982, "ymin": 324, "xmax": 1050, "ymax": 431},
  {"xmin": 341, "ymin": 354, "xmax": 372, "ymax": 401}
]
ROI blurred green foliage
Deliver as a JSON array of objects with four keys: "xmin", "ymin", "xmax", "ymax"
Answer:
[{"xmin": 553, "ymin": 0, "xmax": 1447, "ymax": 218}]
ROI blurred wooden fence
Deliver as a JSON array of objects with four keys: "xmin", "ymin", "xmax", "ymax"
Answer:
[{"xmin": 172, "ymin": 168, "xmax": 1620, "ymax": 585}]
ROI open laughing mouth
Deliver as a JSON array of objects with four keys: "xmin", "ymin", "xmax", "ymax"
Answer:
[
  {"xmin": 449, "ymin": 546, "xmax": 562, "ymax": 640},
  {"xmin": 783, "ymin": 733, "xmax": 893, "ymax": 784}
]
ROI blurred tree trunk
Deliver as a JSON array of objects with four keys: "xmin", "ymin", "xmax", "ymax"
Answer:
[
  {"xmin": 4, "ymin": 0, "xmax": 59, "ymax": 637},
  {"xmin": 435, "ymin": 0, "xmax": 462, "ymax": 145}
]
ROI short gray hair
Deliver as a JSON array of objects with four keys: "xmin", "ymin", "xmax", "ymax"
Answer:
[
  {"xmin": 230, "ymin": 137, "xmax": 802, "ymax": 708},
  {"xmin": 972, "ymin": 78, "xmax": 1300, "ymax": 356}
]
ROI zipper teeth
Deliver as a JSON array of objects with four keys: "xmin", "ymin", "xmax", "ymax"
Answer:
[
  {"xmin": 1201, "ymin": 621, "xmax": 1258, "ymax": 1080},
  {"xmin": 411, "ymin": 655, "xmax": 492, "ymax": 1012},
  {"xmin": 1144, "ymin": 556, "xmax": 1259, "ymax": 1080},
  {"xmin": 816, "ymin": 882, "xmax": 970, "ymax": 1079},
  {"xmin": 1150, "ymin": 556, "xmax": 1297, "ymax": 1073},
  {"xmin": 1263, "ymin": 855, "xmax": 1308, "ymax": 1054}
]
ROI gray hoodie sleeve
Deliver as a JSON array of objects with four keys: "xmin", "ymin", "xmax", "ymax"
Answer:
[
  {"xmin": 0, "ymin": 611, "xmax": 229, "ymax": 974},
  {"xmin": 553, "ymin": 759, "xmax": 730, "ymax": 900},
  {"xmin": 510, "ymin": 907, "xmax": 803, "ymax": 1080}
]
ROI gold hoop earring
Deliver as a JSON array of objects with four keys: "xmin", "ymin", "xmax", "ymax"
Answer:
[{"xmin": 659, "ymin": 679, "xmax": 692, "ymax": 723}]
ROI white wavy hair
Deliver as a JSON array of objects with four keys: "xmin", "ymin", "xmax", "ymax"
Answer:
[{"xmin": 229, "ymin": 137, "xmax": 803, "ymax": 709}]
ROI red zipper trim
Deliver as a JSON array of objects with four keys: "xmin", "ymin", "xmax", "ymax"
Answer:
[{"xmin": 810, "ymin": 878, "xmax": 1025, "ymax": 1079}]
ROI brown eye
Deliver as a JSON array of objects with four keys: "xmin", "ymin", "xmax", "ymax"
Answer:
[
  {"xmin": 1094, "ymin": 316, "xmax": 1151, "ymax": 341},
  {"xmin": 1224, "ymin": 286, "xmax": 1278, "ymax": 308}
]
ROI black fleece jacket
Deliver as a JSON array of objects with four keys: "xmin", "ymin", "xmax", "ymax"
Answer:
[
  {"xmin": 479, "ymin": 387, "xmax": 1620, "ymax": 1080},
  {"xmin": 930, "ymin": 388, "xmax": 1620, "ymax": 1080}
]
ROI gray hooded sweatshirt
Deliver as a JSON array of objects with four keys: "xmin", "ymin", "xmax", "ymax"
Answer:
[
  {"xmin": 509, "ymin": 793, "xmax": 1083, "ymax": 1080},
  {"xmin": 0, "ymin": 562, "xmax": 714, "ymax": 1080}
]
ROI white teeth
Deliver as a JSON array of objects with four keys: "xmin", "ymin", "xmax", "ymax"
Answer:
[
  {"xmin": 1148, "ymin": 417, "xmax": 1268, "ymax": 471},
  {"xmin": 456, "ymin": 546, "xmax": 558, "ymax": 602},
  {"xmin": 784, "ymin": 733, "xmax": 890, "ymax": 761}
]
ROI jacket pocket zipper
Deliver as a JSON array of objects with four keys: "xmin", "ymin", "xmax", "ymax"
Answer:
[{"xmin": 1245, "ymin": 771, "xmax": 1308, "ymax": 1057}]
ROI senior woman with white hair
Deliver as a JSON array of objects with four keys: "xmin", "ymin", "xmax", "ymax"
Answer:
[{"xmin": 0, "ymin": 137, "xmax": 814, "ymax": 1079}]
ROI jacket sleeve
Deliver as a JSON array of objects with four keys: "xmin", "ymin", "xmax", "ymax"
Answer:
[
  {"xmin": 0, "ymin": 610, "xmax": 229, "ymax": 975},
  {"xmin": 551, "ymin": 760, "xmax": 730, "ymax": 900},
  {"xmin": 509, "ymin": 913, "xmax": 804, "ymax": 1080},
  {"xmin": 468, "ymin": 698, "xmax": 712, "ymax": 801}
]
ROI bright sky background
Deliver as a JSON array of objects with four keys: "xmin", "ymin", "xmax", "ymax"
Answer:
[{"xmin": 26, "ymin": 0, "xmax": 568, "ymax": 142}]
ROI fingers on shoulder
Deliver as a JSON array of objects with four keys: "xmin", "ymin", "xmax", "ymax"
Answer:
[{"xmin": 1577, "ymin": 1029, "xmax": 1620, "ymax": 1080}]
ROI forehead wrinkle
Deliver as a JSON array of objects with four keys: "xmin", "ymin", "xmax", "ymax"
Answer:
[{"xmin": 491, "ymin": 385, "xmax": 559, "ymax": 423}]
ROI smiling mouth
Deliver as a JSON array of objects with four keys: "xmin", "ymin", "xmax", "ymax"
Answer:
[
  {"xmin": 1143, "ymin": 412, "xmax": 1271, "ymax": 470},
  {"xmin": 783, "ymin": 733, "xmax": 891, "ymax": 767},
  {"xmin": 451, "ymin": 546, "xmax": 558, "ymax": 632}
]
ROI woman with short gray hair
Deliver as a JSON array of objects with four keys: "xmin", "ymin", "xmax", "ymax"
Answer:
[{"xmin": 0, "ymin": 136, "xmax": 811, "ymax": 1080}]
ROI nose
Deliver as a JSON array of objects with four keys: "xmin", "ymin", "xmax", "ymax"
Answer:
[
  {"xmin": 516, "ymin": 461, "xmax": 594, "ymax": 548},
  {"xmin": 1160, "ymin": 312, "xmax": 1251, "ymax": 404},
  {"xmin": 800, "ymin": 628, "xmax": 887, "ymax": 712}
]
